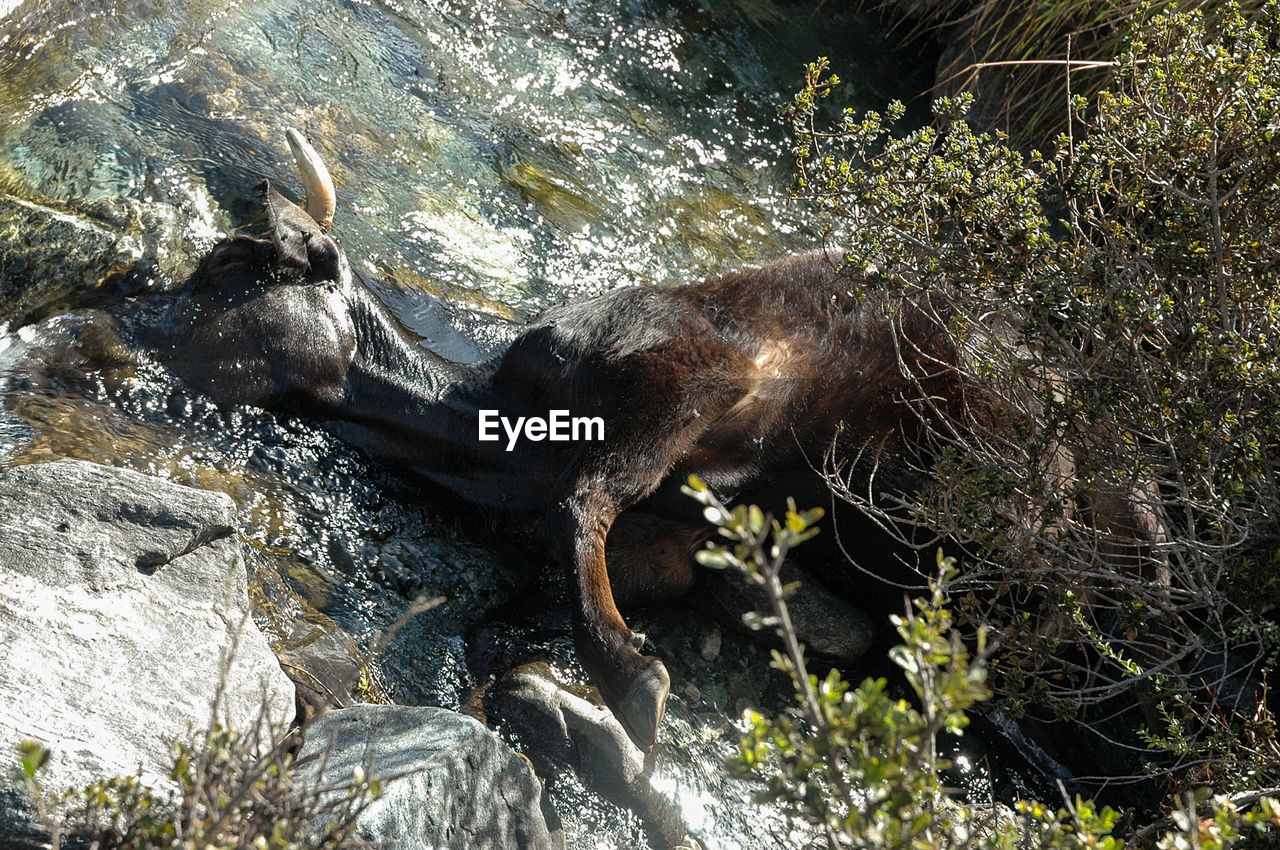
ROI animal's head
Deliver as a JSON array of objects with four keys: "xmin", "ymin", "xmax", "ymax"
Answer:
[
  {"xmin": 162, "ymin": 131, "xmax": 357, "ymax": 410},
  {"xmin": 199, "ymin": 130, "xmax": 344, "ymax": 292}
]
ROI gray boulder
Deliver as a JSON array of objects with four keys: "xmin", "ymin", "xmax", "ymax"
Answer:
[
  {"xmin": 0, "ymin": 194, "xmax": 142, "ymax": 332},
  {"xmin": 0, "ymin": 459, "xmax": 294, "ymax": 837},
  {"xmin": 294, "ymin": 704, "xmax": 563, "ymax": 850}
]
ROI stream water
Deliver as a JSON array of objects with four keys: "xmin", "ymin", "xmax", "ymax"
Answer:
[{"xmin": 0, "ymin": 1, "xmax": 941, "ymax": 846}]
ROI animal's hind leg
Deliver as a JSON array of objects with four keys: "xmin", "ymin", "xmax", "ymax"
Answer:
[
  {"xmin": 605, "ymin": 512, "xmax": 709, "ymax": 608},
  {"xmin": 545, "ymin": 340, "xmax": 752, "ymax": 749}
]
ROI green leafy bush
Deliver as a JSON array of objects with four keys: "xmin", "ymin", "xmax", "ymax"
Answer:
[
  {"xmin": 687, "ymin": 476, "xmax": 1280, "ymax": 847},
  {"xmin": 783, "ymin": 1, "xmax": 1280, "ymax": 796}
]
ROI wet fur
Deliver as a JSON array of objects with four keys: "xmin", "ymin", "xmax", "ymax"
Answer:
[{"xmin": 160, "ymin": 186, "xmax": 1140, "ymax": 748}]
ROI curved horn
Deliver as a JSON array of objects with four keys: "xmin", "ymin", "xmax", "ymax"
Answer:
[{"xmin": 285, "ymin": 128, "xmax": 336, "ymax": 231}]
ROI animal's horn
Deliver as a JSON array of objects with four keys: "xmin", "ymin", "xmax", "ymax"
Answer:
[{"xmin": 285, "ymin": 128, "xmax": 335, "ymax": 231}]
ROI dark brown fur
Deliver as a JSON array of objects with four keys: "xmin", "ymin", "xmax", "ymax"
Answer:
[{"xmin": 159, "ymin": 185, "xmax": 1119, "ymax": 748}]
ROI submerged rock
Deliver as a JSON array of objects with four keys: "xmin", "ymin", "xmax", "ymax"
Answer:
[
  {"xmin": 0, "ymin": 459, "xmax": 294, "ymax": 844},
  {"xmin": 294, "ymin": 704, "xmax": 563, "ymax": 850},
  {"xmin": 0, "ymin": 194, "xmax": 142, "ymax": 331}
]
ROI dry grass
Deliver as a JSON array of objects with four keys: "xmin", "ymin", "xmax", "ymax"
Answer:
[{"xmin": 881, "ymin": 0, "xmax": 1266, "ymax": 142}]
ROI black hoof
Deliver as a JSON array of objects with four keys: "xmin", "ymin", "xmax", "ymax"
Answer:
[{"xmin": 617, "ymin": 658, "xmax": 670, "ymax": 750}]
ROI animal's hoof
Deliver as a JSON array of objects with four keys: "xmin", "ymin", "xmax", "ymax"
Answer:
[
  {"xmin": 618, "ymin": 658, "xmax": 670, "ymax": 750},
  {"xmin": 630, "ymin": 630, "xmax": 647, "ymax": 649}
]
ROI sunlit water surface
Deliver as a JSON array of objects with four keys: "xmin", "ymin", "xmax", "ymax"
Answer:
[{"xmin": 0, "ymin": 0, "xmax": 940, "ymax": 846}]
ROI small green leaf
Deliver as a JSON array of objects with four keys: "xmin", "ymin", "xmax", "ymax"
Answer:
[
  {"xmin": 17, "ymin": 740, "xmax": 50, "ymax": 783},
  {"xmin": 695, "ymin": 547, "xmax": 733, "ymax": 569}
]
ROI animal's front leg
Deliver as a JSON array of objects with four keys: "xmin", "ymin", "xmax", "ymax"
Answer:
[
  {"xmin": 544, "ymin": 374, "xmax": 752, "ymax": 747},
  {"xmin": 502, "ymin": 299, "xmax": 756, "ymax": 748},
  {"xmin": 548, "ymin": 487, "xmax": 671, "ymax": 750}
]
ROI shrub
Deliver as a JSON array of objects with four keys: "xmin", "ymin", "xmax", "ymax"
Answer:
[
  {"xmin": 785, "ymin": 1, "xmax": 1280, "ymax": 797},
  {"xmin": 686, "ymin": 476, "xmax": 1280, "ymax": 847},
  {"xmin": 12, "ymin": 713, "xmax": 380, "ymax": 850},
  {"xmin": 12, "ymin": 712, "xmax": 380, "ymax": 850}
]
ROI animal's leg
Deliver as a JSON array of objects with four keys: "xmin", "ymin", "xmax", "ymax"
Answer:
[
  {"xmin": 1088, "ymin": 480, "xmax": 1169, "ymax": 582},
  {"xmin": 605, "ymin": 512, "xmax": 709, "ymax": 608},
  {"xmin": 546, "ymin": 344, "xmax": 752, "ymax": 749}
]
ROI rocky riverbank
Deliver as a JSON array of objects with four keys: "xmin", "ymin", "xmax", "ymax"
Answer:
[
  {"xmin": 0, "ymin": 459, "xmax": 562, "ymax": 849},
  {"xmin": 0, "ymin": 453, "xmax": 886, "ymax": 848}
]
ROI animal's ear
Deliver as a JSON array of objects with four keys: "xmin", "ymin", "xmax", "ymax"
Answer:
[{"xmin": 261, "ymin": 180, "xmax": 344, "ymax": 282}]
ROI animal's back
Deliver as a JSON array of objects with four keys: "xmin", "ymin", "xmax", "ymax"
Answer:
[
  {"xmin": 678, "ymin": 253, "xmax": 964, "ymax": 477},
  {"xmin": 674, "ymin": 254, "xmax": 969, "ymax": 601},
  {"xmin": 486, "ymin": 252, "xmax": 965, "ymax": 606}
]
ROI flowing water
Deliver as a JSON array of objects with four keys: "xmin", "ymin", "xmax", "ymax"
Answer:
[{"xmin": 0, "ymin": 1, "xmax": 942, "ymax": 846}]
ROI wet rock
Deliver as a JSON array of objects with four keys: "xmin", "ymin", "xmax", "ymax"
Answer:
[
  {"xmin": 294, "ymin": 704, "xmax": 563, "ymax": 850},
  {"xmin": 0, "ymin": 458, "xmax": 294, "ymax": 845},
  {"xmin": 705, "ymin": 561, "xmax": 875, "ymax": 663},
  {"xmin": 1, "ymin": 96, "xmax": 231, "ymax": 334},
  {"xmin": 496, "ymin": 662, "xmax": 691, "ymax": 850},
  {"xmin": 0, "ymin": 194, "xmax": 143, "ymax": 331},
  {"xmin": 276, "ymin": 621, "xmax": 365, "ymax": 714},
  {"xmin": 698, "ymin": 624, "xmax": 721, "ymax": 661}
]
